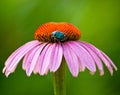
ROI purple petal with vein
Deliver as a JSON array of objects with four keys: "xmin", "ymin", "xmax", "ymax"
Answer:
[
  {"xmin": 22, "ymin": 50, "xmax": 32, "ymax": 70},
  {"xmin": 81, "ymin": 41, "xmax": 117, "ymax": 75},
  {"xmin": 28, "ymin": 43, "xmax": 46, "ymax": 76},
  {"xmin": 64, "ymin": 42, "xmax": 85, "ymax": 72},
  {"xmin": 50, "ymin": 43, "xmax": 63, "ymax": 72},
  {"xmin": 3, "ymin": 40, "xmax": 40, "ymax": 77},
  {"xmin": 101, "ymin": 51, "xmax": 117, "ymax": 71},
  {"xmin": 67, "ymin": 41, "xmax": 96, "ymax": 73},
  {"xmin": 38, "ymin": 44, "xmax": 53, "ymax": 75},
  {"xmin": 25, "ymin": 46, "xmax": 40, "ymax": 76},
  {"xmin": 26, "ymin": 43, "xmax": 47, "ymax": 76},
  {"xmin": 63, "ymin": 42, "xmax": 79, "ymax": 77},
  {"xmin": 79, "ymin": 42, "xmax": 104, "ymax": 75}
]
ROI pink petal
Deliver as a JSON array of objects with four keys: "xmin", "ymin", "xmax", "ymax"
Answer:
[
  {"xmin": 38, "ymin": 44, "xmax": 53, "ymax": 75},
  {"xmin": 33, "ymin": 57, "xmax": 40, "ymax": 74},
  {"xmin": 81, "ymin": 41, "xmax": 117, "ymax": 75},
  {"xmin": 67, "ymin": 41, "xmax": 96, "ymax": 73},
  {"xmin": 4, "ymin": 40, "xmax": 39, "ymax": 66},
  {"xmin": 50, "ymin": 43, "xmax": 63, "ymax": 72},
  {"xmin": 26, "ymin": 43, "xmax": 47, "ymax": 76},
  {"xmin": 22, "ymin": 52, "xmax": 30, "ymax": 70},
  {"xmin": 24, "ymin": 46, "xmax": 40, "ymax": 76},
  {"xmin": 79, "ymin": 59, "xmax": 86, "ymax": 72},
  {"xmin": 80, "ymin": 42, "xmax": 104, "ymax": 75},
  {"xmin": 101, "ymin": 51, "xmax": 117, "ymax": 71},
  {"xmin": 3, "ymin": 40, "xmax": 40, "ymax": 77},
  {"xmin": 62, "ymin": 42, "xmax": 79, "ymax": 77},
  {"xmin": 64, "ymin": 42, "xmax": 85, "ymax": 72}
]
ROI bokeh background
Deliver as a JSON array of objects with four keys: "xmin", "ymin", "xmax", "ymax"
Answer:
[{"xmin": 0, "ymin": 0, "xmax": 120, "ymax": 95}]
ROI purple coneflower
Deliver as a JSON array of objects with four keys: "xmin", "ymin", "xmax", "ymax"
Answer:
[{"xmin": 3, "ymin": 22, "xmax": 117, "ymax": 77}]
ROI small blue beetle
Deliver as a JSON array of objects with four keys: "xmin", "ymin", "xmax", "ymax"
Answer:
[{"xmin": 52, "ymin": 31, "xmax": 66, "ymax": 42}]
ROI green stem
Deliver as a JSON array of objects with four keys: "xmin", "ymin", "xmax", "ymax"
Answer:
[{"xmin": 52, "ymin": 61, "xmax": 66, "ymax": 95}]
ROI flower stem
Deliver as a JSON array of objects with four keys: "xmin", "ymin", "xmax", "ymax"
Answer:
[{"xmin": 52, "ymin": 61, "xmax": 66, "ymax": 95}]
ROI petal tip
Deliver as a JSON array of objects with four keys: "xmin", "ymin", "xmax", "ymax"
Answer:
[
  {"xmin": 90, "ymin": 72, "xmax": 95, "ymax": 75},
  {"xmin": 72, "ymin": 74, "xmax": 79, "ymax": 77},
  {"xmin": 5, "ymin": 71, "xmax": 11, "ymax": 77},
  {"xmin": 2, "ymin": 67, "xmax": 6, "ymax": 73},
  {"xmin": 99, "ymin": 70, "xmax": 104, "ymax": 76},
  {"xmin": 26, "ymin": 70, "xmax": 32, "ymax": 77},
  {"xmin": 50, "ymin": 68, "xmax": 58, "ymax": 73},
  {"xmin": 71, "ymin": 71, "xmax": 79, "ymax": 77},
  {"xmin": 80, "ymin": 68, "xmax": 85, "ymax": 72},
  {"xmin": 114, "ymin": 66, "xmax": 118, "ymax": 71},
  {"xmin": 26, "ymin": 74, "xmax": 31, "ymax": 77},
  {"xmin": 110, "ymin": 71, "xmax": 113, "ymax": 76}
]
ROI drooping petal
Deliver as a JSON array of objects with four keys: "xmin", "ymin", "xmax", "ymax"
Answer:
[
  {"xmin": 4, "ymin": 40, "xmax": 39, "ymax": 66},
  {"xmin": 3, "ymin": 40, "xmax": 40, "ymax": 77},
  {"xmin": 78, "ymin": 59, "xmax": 86, "ymax": 72},
  {"xmin": 32, "ymin": 43, "xmax": 47, "ymax": 74},
  {"xmin": 79, "ymin": 42, "xmax": 104, "ymax": 75},
  {"xmin": 26, "ymin": 43, "xmax": 47, "ymax": 76},
  {"xmin": 67, "ymin": 41, "xmax": 96, "ymax": 73},
  {"xmin": 62, "ymin": 42, "xmax": 79, "ymax": 77},
  {"xmin": 22, "ymin": 51, "xmax": 31, "ymax": 70},
  {"xmin": 38, "ymin": 44, "xmax": 53, "ymax": 75},
  {"xmin": 24, "ymin": 46, "xmax": 40, "ymax": 76},
  {"xmin": 64, "ymin": 42, "xmax": 85, "ymax": 72},
  {"xmin": 81, "ymin": 41, "xmax": 117, "ymax": 75},
  {"xmin": 101, "ymin": 51, "xmax": 117, "ymax": 71},
  {"xmin": 33, "ymin": 57, "xmax": 40, "ymax": 74},
  {"xmin": 50, "ymin": 43, "xmax": 63, "ymax": 72}
]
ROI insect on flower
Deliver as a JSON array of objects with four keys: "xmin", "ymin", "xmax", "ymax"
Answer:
[
  {"xmin": 3, "ymin": 22, "xmax": 117, "ymax": 77},
  {"xmin": 51, "ymin": 31, "xmax": 66, "ymax": 42}
]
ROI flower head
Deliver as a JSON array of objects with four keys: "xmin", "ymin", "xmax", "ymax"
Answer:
[{"xmin": 3, "ymin": 22, "xmax": 117, "ymax": 77}]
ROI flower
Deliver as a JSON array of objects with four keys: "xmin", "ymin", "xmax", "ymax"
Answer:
[{"xmin": 3, "ymin": 22, "xmax": 117, "ymax": 77}]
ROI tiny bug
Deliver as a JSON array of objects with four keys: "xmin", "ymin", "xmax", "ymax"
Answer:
[{"xmin": 51, "ymin": 31, "xmax": 66, "ymax": 42}]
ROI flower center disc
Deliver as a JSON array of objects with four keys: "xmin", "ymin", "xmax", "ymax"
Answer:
[{"xmin": 34, "ymin": 22, "xmax": 81, "ymax": 42}]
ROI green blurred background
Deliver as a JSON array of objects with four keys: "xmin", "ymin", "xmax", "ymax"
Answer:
[{"xmin": 0, "ymin": 0, "xmax": 120, "ymax": 95}]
